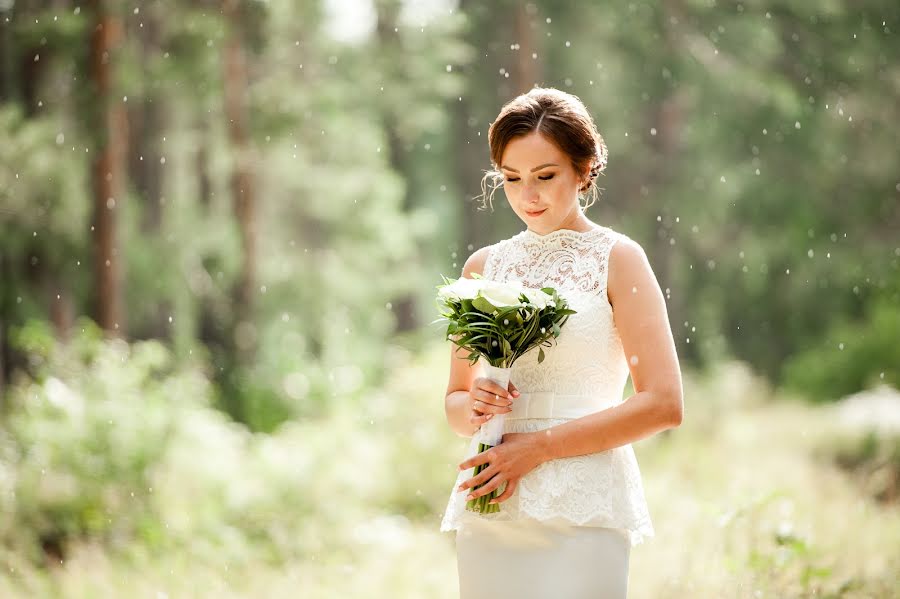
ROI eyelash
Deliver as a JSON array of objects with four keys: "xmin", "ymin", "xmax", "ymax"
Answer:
[{"xmin": 504, "ymin": 175, "xmax": 554, "ymax": 183}]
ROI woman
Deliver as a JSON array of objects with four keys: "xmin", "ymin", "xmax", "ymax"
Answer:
[{"xmin": 439, "ymin": 87, "xmax": 684, "ymax": 599}]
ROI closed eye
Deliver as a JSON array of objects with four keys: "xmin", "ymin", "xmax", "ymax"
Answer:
[{"xmin": 504, "ymin": 175, "xmax": 555, "ymax": 183}]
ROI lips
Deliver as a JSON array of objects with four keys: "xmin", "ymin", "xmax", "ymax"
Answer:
[{"xmin": 525, "ymin": 208, "xmax": 547, "ymax": 217}]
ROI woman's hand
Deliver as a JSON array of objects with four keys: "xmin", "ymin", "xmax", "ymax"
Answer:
[
  {"xmin": 456, "ymin": 432, "xmax": 546, "ymax": 504},
  {"xmin": 466, "ymin": 376, "xmax": 520, "ymax": 429}
]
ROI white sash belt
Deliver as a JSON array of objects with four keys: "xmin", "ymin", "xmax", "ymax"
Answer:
[{"xmin": 507, "ymin": 391, "xmax": 619, "ymax": 420}]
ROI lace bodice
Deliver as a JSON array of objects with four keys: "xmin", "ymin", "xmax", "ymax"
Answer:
[{"xmin": 439, "ymin": 225, "xmax": 655, "ymax": 547}]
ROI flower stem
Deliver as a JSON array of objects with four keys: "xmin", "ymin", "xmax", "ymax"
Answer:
[{"xmin": 463, "ymin": 442, "xmax": 503, "ymax": 514}]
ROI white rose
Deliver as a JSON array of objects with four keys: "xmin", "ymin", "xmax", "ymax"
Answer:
[
  {"xmin": 521, "ymin": 287, "xmax": 555, "ymax": 310},
  {"xmin": 438, "ymin": 277, "xmax": 483, "ymax": 300},
  {"xmin": 479, "ymin": 280, "xmax": 525, "ymax": 307}
]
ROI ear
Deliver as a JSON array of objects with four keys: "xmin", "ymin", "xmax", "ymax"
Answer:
[{"xmin": 579, "ymin": 166, "xmax": 591, "ymax": 191}]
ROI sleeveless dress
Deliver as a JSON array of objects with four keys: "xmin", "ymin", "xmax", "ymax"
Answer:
[{"xmin": 440, "ymin": 225, "xmax": 655, "ymax": 599}]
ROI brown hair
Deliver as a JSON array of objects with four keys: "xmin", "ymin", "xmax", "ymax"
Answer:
[{"xmin": 478, "ymin": 87, "xmax": 608, "ymax": 212}]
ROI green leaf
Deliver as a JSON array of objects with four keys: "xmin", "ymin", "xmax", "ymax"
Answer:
[
  {"xmin": 538, "ymin": 347, "xmax": 545, "ymax": 363},
  {"xmin": 472, "ymin": 296, "xmax": 497, "ymax": 314},
  {"xmin": 459, "ymin": 321, "xmax": 501, "ymax": 332}
]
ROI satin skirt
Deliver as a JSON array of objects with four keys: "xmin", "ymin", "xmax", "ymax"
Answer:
[{"xmin": 455, "ymin": 516, "xmax": 630, "ymax": 599}]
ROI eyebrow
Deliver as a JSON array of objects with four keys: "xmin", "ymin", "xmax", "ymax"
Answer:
[{"xmin": 500, "ymin": 163, "xmax": 558, "ymax": 173}]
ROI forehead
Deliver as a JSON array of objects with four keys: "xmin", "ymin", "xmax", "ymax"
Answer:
[{"xmin": 500, "ymin": 131, "xmax": 567, "ymax": 168}]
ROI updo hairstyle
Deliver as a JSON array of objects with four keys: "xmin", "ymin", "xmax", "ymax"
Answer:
[{"xmin": 478, "ymin": 87, "xmax": 608, "ymax": 212}]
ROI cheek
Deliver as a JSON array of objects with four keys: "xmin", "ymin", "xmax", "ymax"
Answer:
[
  {"xmin": 555, "ymin": 175, "xmax": 581, "ymax": 196},
  {"xmin": 547, "ymin": 179, "xmax": 569, "ymax": 198}
]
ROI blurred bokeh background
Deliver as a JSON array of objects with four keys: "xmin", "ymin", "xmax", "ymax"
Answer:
[{"xmin": 0, "ymin": 1, "xmax": 898, "ymax": 597}]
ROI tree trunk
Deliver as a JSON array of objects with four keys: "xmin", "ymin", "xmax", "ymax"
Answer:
[
  {"xmin": 88, "ymin": 0, "xmax": 127, "ymax": 335},
  {"xmin": 222, "ymin": 0, "xmax": 257, "ymax": 353}
]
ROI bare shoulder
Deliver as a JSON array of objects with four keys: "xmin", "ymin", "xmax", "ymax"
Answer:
[
  {"xmin": 608, "ymin": 232, "xmax": 649, "ymax": 272},
  {"xmin": 461, "ymin": 245, "xmax": 493, "ymax": 278},
  {"xmin": 606, "ymin": 232, "xmax": 659, "ymax": 307}
]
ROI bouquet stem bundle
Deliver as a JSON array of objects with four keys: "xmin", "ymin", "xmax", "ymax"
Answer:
[
  {"xmin": 466, "ymin": 360, "xmax": 511, "ymax": 513},
  {"xmin": 433, "ymin": 274, "xmax": 575, "ymax": 515}
]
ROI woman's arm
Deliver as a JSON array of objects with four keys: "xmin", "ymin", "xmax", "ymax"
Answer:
[
  {"xmin": 444, "ymin": 246, "xmax": 492, "ymax": 437},
  {"xmin": 535, "ymin": 235, "xmax": 684, "ymax": 462}
]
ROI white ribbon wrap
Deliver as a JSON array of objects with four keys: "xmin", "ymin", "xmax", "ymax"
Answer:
[{"xmin": 474, "ymin": 358, "xmax": 513, "ymax": 447}]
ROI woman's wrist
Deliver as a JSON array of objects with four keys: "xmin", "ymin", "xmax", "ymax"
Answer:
[
  {"xmin": 533, "ymin": 428, "xmax": 557, "ymax": 463},
  {"xmin": 445, "ymin": 389, "xmax": 478, "ymax": 437}
]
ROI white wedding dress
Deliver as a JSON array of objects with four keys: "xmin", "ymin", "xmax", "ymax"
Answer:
[{"xmin": 440, "ymin": 225, "xmax": 655, "ymax": 599}]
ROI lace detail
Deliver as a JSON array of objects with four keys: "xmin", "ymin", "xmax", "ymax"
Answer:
[
  {"xmin": 439, "ymin": 225, "xmax": 656, "ymax": 547},
  {"xmin": 487, "ymin": 227, "xmax": 616, "ymax": 295}
]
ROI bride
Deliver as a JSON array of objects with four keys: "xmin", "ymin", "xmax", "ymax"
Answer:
[{"xmin": 440, "ymin": 87, "xmax": 684, "ymax": 598}]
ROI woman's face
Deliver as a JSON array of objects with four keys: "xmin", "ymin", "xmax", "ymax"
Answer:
[{"xmin": 499, "ymin": 131, "xmax": 587, "ymax": 232}]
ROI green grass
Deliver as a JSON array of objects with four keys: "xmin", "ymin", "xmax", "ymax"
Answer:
[{"xmin": 0, "ymin": 343, "xmax": 897, "ymax": 598}]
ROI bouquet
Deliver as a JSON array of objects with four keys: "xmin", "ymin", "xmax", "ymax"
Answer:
[{"xmin": 433, "ymin": 274, "xmax": 576, "ymax": 513}]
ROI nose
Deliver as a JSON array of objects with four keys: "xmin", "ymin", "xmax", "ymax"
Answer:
[{"xmin": 522, "ymin": 182, "xmax": 539, "ymax": 203}]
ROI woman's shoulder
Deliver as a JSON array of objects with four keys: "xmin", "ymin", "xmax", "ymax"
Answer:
[
  {"xmin": 604, "ymin": 227, "xmax": 644, "ymax": 263},
  {"xmin": 461, "ymin": 244, "xmax": 493, "ymax": 278},
  {"xmin": 606, "ymin": 229, "xmax": 654, "ymax": 302}
]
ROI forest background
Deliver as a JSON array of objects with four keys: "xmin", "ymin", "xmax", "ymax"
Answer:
[{"xmin": 1, "ymin": 1, "xmax": 898, "ymax": 597}]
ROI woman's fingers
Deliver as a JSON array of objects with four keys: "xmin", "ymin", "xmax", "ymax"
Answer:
[
  {"xmin": 469, "ymin": 410, "xmax": 494, "ymax": 425},
  {"xmin": 472, "ymin": 397, "xmax": 512, "ymax": 416},
  {"xmin": 468, "ymin": 377, "xmax": 517, "ymax": 425},
  {"xmin": 475, "ymin": 386, "xmax": 513, "ymax": 408},
  {"xmin": 476, "ymin": 377, "xmax": 514, "ymax": 401},
  {"xmin": 465, "ymin": 470, "xmax": 505, "ymax": 500},
  {"xmin": 458, "ymin": 463, "xmax": 499, "ymax": 493},
  {"xmin": 489, "ymin": 477, "xmax": 518, "ymax": 504},
  {"xmin": 457, "ymin": 464, "xmax": 497, "ymax": 493}
]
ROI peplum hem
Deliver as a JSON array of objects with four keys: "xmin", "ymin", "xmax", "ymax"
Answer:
[{"xmin": 440, "ymin": 416, "xmax": 656, "ymax": 548}]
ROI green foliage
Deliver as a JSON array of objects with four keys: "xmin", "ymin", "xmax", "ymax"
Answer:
[
  {"xmin": 435, "ymin": 277, "xmax": 575, "ymax": 367},
  {"xmin": 0, "ymin": 321, "xmax": 344, "ymax": 563},
  {"xmin": 1, "ymin": 319, "xmax": 209, "ymax": 560},
  {"xmin": 0, "ymin": 320, "xmax": 428, "ymax": 576},
  {"xmin": 782, "ymin": 295, "xmax": 900, "ymax": 402},
  {"xmin": 0, "ymin": 105, "xmax": 90, "ymax": 302}
]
